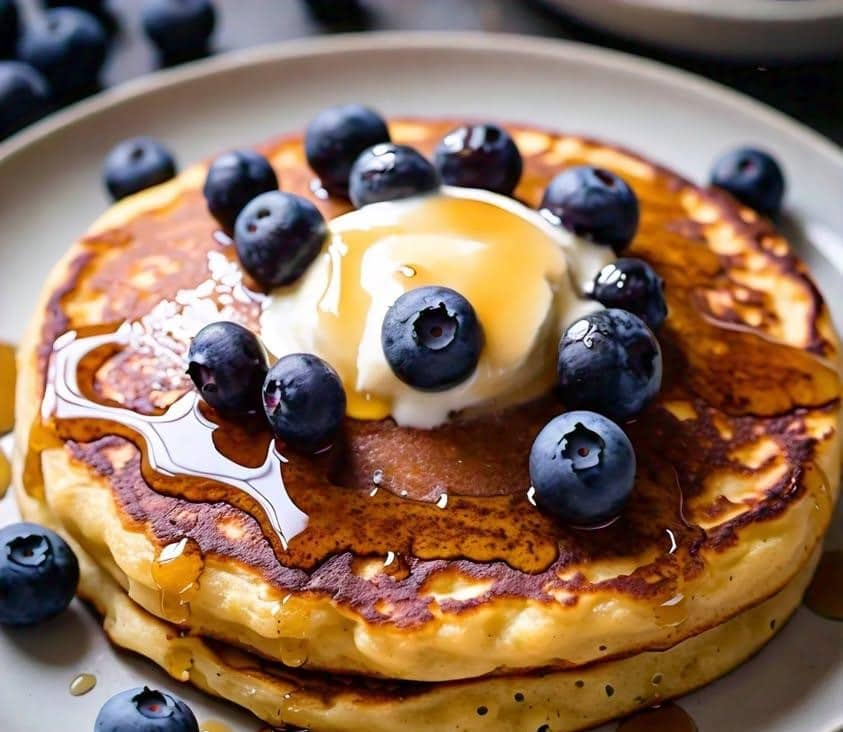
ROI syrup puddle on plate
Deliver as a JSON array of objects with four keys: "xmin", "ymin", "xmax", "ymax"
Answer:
[
  {"xmin": 804, "ymin": 550, "xmax": 843, "ymax": 621},
  {"xmin": 69, "ymin": 673, "xmax": 96, "ymax": 696},
  {"xmin": 616, "ymin": 703, "xmax": 697, "ymax": 731}
]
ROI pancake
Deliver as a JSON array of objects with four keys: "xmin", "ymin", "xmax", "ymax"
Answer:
[
  {"xmin": 14, "ymin": 478, "xmax": 823, "ymax": 732},
  {"xmin": 12, "ymin": 118, "xmax": 842, "ymax": 725}
]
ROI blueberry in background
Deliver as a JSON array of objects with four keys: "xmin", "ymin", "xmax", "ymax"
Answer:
[
  {"xmin": 529, "ymin": 410, "xmax": 636, "ymax": 527},
  {"xmin": 42, "ymin": 0, "xmax": 117, "ymax": 36},
  {"xmin": 0, "ymin": 62, "xmax": 50, "ymax": 141},
  {"xmin": 710, "ymin": 146, "xmax": 785, "ymax": 217},
  {"xmin": 541, "ymin": 165, "xmax": 639, "ymax": 252},
  {"xmin": 381, "ymin": 286, "xmax": 484, "ymax": 391},
  {"xmin": 0, "ymin": 522, "xmax": 79, "ymax": 626},
  {"xmin": 434, "ymin": 123, "xmax": 523, "ymax": 196},
  {"xmin": 17, "ymin": 7, "xmax": 108, "ymax": 102},
  {"xmin": 234, "ymin": 190, "xmax": 327, "ymax": 289},
  {"xmin": 203, "ymin": 149, "xmax": 279, "ymax": 231},
  {"xmin": 95, "ymin": 686, "xmax": 199, "ymax": 732},
  {"xmin": 263, "ymin": 353, "xmax": 347, "ymax": 451},
  {"xmin": 305, "ymin": 104, "xmax": 390, "ymax": 196},
  {"xmin": 141, "ymin": 0, "xmax": 216, "ymax": 65},
  {"xmin": 592, "ymin": 258, "xmax": 667, "ymax": 331},
  {"xmin": 0, "ymin": 0, "xmax": 20, "ymax": 58},
  {"xmin": 187, "ymin": 321, "xmax": 269, "ymax": 417},
  {"xmin": 302, "ymin": 0, "xmax": 366, "ymax": 25},
  {"xmin": 557, "ymin": 308, "xmax": 662, "ymax": 422},
  {"xmin": 349, "ymin": 143, "xmax": 439, "ymax": 208},
  {"xmin": 103, "ymin": 136, "xmax": 177, "ymax": 200}
]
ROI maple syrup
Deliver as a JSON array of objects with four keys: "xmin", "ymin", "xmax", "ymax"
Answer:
[
  {"xmin": 199, "ymin": 721, "xmax": 233, "ymax": 732},
  {"xmin": 0, "ymin": 342, "xmax": 15, "ymax": 435},
  {"xmin": 616, "ymin": 703, "xmax": 697, "ymax": 732},
  {"xmin": 0, "ymin": 450, "xmax": 10, "ymax": 500},
  {"xmin": 68, "ymin": 672, "xmax": 96, "ymax": 696},
  {"xmin": 804, "ymin": 550, "xmax": 843, "ymax": 621},
  {"xmin": 151, "ymin": 537, "xmax": 204, "ymax": 624}
]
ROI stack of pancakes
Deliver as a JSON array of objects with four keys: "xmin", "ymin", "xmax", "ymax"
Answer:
[{"xmin": 13, "ymin": 119, "xmax": 842, "ymax": 731}]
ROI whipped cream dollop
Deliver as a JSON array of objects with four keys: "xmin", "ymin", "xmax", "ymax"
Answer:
[{"xmin": 260, "ymin": 187, "xmax": 613, "ymax": 428}]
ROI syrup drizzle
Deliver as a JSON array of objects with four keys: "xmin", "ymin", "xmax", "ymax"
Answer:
[
  {"xmin": 43, "ymin": 326, "xmax": 308, "ymax": 548},
  {"xmin": 0, "ymin": 342, "xmax": 15, "ymax": 436},
  {"xmin": 151, "ymin": 537, "xmax": 204, "ymax": 624}
]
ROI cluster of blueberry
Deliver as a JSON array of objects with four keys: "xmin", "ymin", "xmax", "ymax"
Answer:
[
  {"xmin": 0, "ymin": 0, "xmax": 217, "ymax": 140},
  {"xmin": 96, "ymin": 104, "xmax": 789, "ymax": 529}
]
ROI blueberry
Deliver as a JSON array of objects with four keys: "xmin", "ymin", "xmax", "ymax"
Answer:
[
  {"xmin": 529, "ymin": 411, "xmax": 636, "ymax": 527},
  {"xmin": 592, "ymin": 258, "xmax": 667, "ymax": 331},
  {"xmin": 234, "ymin": 191, "xmax": 326, "ymax": 289},
  {"xmin": 94, "ymin": 686, "xmax": 199, "ymax": 732},
  {"xmin": 203, "ymin": 149, "xmax": 278, "ymax": 231},
  {"xmin": 303, "ymin": 0, "xmax": 365, "ymax": 24},
  {"xmin": 0, "ymin": 62, "xmax": 49, "ymax": 141},
  {"xmin": 187, "ymin": 321, "xmax": 269, "ymax": 418},
  {"xmin": 349, "ymin": 143, "xmax": 439, "ymax": 208},
  {"xmin": 42, "ymin": 0, "xmax": 116, "ymax": 34},
  {"xmin": 0, "ymin": 522, "xmax": 79, "ymax": 626},
  {"xmin": 262, "ymin": 353, "xmax": 346, "ymax": 451},
  {"xmin": 305, "ymin": 104, "xmax": 390, "ymax": 196},
  {"xmin": 557, "ymin": 309, "xmax": 662, "ymax": 421},
  {"xmin": 433, "ymin": 123, "xmax": 523, "ymax": 196},
  {"xmin": 381, "ymin": 286, "xmax": 483, "ymax": 392},
  {"xmin": 710, "ymin": 147, "xmax": 785, "ymax": 217},
  {"xmin": 17, "ymin": 8, "xmax": 107, "ymax": 101},
  {"xmin": 103, "ymin": 136, "xmax": 177, "ymax": 201},
  {"xmin": 0, "ymin": 0, "xmax": 20, "ymax": 58},
  {"xmin": 141, "ymin": 0, "xmax": 216, "ymax": 64},
  {"xmin": 541, "ymin": 166, "xmax": 639, "ymax": 252}
]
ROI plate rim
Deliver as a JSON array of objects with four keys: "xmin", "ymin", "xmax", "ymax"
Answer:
[
  {"xmin": 1, "ymin": 31, "xmax": 841, "ymax": 171},
  {"xmin": 610, "ymin": 0, "xmax": 843, "ymax": 22}
]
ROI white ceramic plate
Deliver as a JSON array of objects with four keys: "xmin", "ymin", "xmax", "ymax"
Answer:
[
  {"xmin": 543, "ymin": 0, "xmax": 843, "ymax": 61},
  {"xmin": 0, "ymin": 32, "xmax": 841, "ymax": 732}
]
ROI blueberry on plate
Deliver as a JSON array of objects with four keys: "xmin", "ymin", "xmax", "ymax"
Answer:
[
  {"xmin": 262, "ymin": 353, "xmax": 347, "ymax": 451},
  {"xmin": 94, "ymin": 686, "xmax": 199, "ymax": 732},
  {"xmin": 302, "ymin": 0, "xmax": 365, "ymax": 24},
  {"xmin": 529, "ymin": 410, "xmax": 636, "ymax": 527},
  {"xmin": 305, "ymin": 104, "xmax": 390, "ymax": 196},
  {"xmin": 0, "ymin": 0, "xmax": 20, "ymax": 58},
  {"xmin": 0, "ymin": 522, "xmax": 79, "ymax": 626},
  {"xmin": 0, "ymin": 62, "xmax": 49, "ymax": 141},
  {"xmin": 103, "ymin": 136, "xmax": 177, "ymax": 201},
  {"xmin": 592, "ymin": 258, "xmax": 667, "ymax": 331},
  {"xmin": 17, "ymin": 7, "xmax": 107, "ymax": 101},
  {"xmin": 541, "ymin": 166, "xmax": 639, "ymax": 252},
  {"xmin": 203, "ymin": 149, "xmax": 279, "ymax": 231},
  {"xmin": 433, "ymin": 123, "xmax": 523, "ymax": 196},
  {"xmin": 141, "ymin": 0, "xmax": 216, "ymax": 64},
  {"xmin": 557, "ymin": 308, "xmax": 662, "ymax": 421},
  {"xmin": 187, "ymin": 321, "xmax": 269, "ymax": 417},
  {"xmin": 349, "ymin": 143, "xmax": 439, "ymax": 208},
  {"xmin": 234, "ymin": 190, "xmax": 327, "ymax": 289},
  {"xmin": 382, "ymin": 286, "xmax": 483, "ymax": 392},
  {"xmin": 710, "ymin": 146, "xmax": 785, "ymax": 217},
  {"xmin": 42, "ymin": 0, "xmax": 116, "ymax": 34}
]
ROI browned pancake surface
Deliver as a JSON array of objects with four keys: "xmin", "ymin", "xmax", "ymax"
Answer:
[{"xmin": 35, "ymin": 119, "xmax": 840, "ymax": 628}]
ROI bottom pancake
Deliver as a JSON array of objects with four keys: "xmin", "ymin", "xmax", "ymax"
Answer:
[{"xmin": 15, "ymin": 477, "xmax": 820, "ymax": 732}]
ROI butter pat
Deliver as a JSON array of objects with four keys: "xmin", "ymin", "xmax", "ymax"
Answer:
[{"xmin": 260, "ymin": 187, "xmax": 612, "ymax": 428}]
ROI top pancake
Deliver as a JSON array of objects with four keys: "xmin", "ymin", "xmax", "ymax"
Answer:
[{"xmin": 15, "ymin": 119, "xmax": 842, "ymax": 682}]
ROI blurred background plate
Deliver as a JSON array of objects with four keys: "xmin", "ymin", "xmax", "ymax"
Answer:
[
  {"xmin": 0, "ymin": 31, "xmax": 841, "ymax": 732},
  {"xmin": 542, "ymin": 0, "xmax": 843, "ymax": 61}
]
